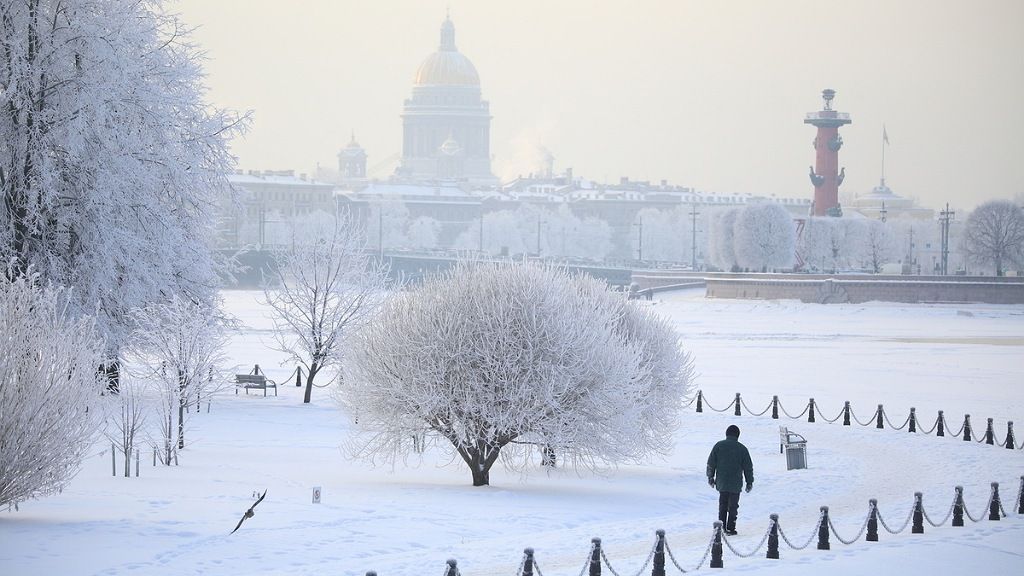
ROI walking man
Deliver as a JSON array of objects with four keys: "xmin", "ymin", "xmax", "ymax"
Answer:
[{"xmin": 707, "ymin": 424, "xmax": 754, "ymax": 536}]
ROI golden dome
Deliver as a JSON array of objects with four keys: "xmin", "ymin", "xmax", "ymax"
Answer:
[
  {"xmin": 413, "ymin": 16, "xmax": 480, "ymax": 87},
  {"xmin": 414, "ymin": 51, "xmax": 480, "ymax": 86}
]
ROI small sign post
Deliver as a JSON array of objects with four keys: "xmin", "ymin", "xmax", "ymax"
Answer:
[{"xmin": 312, "ymin": 486, "xmax": 322, "ymax": 504}]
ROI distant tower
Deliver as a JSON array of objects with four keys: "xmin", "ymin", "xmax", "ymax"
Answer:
[
  {"xmin": 804, "ymin": 89, "xmax": 852, "ymax": 216},
  {"xmin": 338, "ymin": 132, "xmax": 367, "ymax": 180}
]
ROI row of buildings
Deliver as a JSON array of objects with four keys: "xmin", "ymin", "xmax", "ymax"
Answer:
[{"xmin": 217, "ymin": 16, "xmax": 937, "ymax": 265}]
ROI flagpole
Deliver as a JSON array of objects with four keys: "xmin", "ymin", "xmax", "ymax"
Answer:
[{"xmin": 881, "ymin": 124, "xmax": 886, "ymax": 185}]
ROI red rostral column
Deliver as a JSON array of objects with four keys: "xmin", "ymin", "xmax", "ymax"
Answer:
[{"xmin": 804, "ymin": 89, "xmax": 852, "ymax": 216}]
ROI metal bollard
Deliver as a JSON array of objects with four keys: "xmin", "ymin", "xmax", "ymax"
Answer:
[
  {"xmin": 767, "ymin": 514, "xmax": 780, "ymax": 559},
  {"xmin": 866, "ymin": 499, "xmax": 879, "ymax": 541},
  {"xmin": 734, "ymin": 393, "xmax": 741, "ymax": 416},
  {"xmin": 817, "ymin": 507, "xmax": 830, "ymax": 550},
  {"xmin": 909, "ymin": 407, "xmax": 917, "ymax": 433},
  {"xmin": 912, "ymin": 492, "xmax": 924, "ymax": 534},
  {"xmin": 590, "ymin": 538, "xmax": 601, "ymax": 576},
  {"xmin": 843, "ymin": 401, "xmax": 850, "ymax": 426},
  {"xmin": 653, "ymin": 530, "xmax": 666, "ymax": 576},
  {"xmin": 876, "ymin": 405, "xmax": 884, "ymax": 429},
  {"xmin": 710, "ymin": 522, "xmax": 724, "ymax": 568},
  {"xmin": 523, "ymin": 548, "xmax": 535, "ymax": 576},
  {"xmin": 984, "ymin": 418, "xmax": 995, "ymax": 445},
  {"xmin": 366, "ymin": 571, "xmax": 376, "ymax": 576},
  {"xmin": 444, "ymin": 559, "xmax": 458, "ymax": 576},
  {"xmin": 963, "ymin": 415, "xmax": 972, "ymax": 442},
  {"xmin": 1018, "ymin": 476, "xmax": 1024, "ymax": 515},
  {"xmin": 989, "ymin": 482, "xmax": 1001, "ymax": 521},
  {"xmin": 772, "ymin": 395, "xmax": 779, "ymax": 419},
  {"xmin": 135, "ymin": 448, "xmax": 139, "ymax": 477},
  {"xmin": 953, "ymin": 486, "xmax": 965, "ymax": 527},
  {"xmin": 696, "ymin": 391, "xmax": 703, "ymax": 413},
  {"xmin": 808, "ymin": 398, "xmax": 815, "ymax": 423},
  {"xmin": 1006, "ymin": 422, "xmax": 1016, "ymax": 450},
  {"xmin": 937, "ymin": 410, "xmax": 945, "ymax": 437}
]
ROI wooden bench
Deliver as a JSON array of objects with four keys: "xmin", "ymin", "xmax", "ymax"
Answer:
[{"xmin": 235, "ymin": 374, "xmax": 277, "ymax": 397}]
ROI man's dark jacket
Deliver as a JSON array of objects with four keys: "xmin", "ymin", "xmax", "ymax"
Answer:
[{"xmin": 706, "ymin": 435, "xmax": 754, "ymax": 493}]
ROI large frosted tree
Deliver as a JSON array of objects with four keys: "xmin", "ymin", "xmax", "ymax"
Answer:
[
  {"xmin": 341, "ymin": 261, "xmax": 694, "ymax": 486},
  {"xmin": 0, "ymin": 0, "xmax": 246, "ymax": 375}
]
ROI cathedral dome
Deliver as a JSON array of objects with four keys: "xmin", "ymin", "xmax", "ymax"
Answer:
[{"xmin": 413, "ymin": 16, "xmax": 480, "ymax": 86}]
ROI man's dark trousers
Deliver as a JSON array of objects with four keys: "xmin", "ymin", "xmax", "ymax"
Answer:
[{"xmin": 718, "ymin": 491, "xmax": 740, "ymax": 532}]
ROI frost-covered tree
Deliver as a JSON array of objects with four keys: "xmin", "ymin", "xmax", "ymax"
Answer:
[
  {"xmin": 0, "ymin": 273, "xmax": 104, "ymax": 506},
  {"xmin": 544, "ymin": 205, "xmax": 613, "ymax": 260},
  {"xmin": 265, "ymin": 215, "xmax": 389, "ymax": 403},
  {"xmin": 708, "ymin": 208, "xmax": 740, "ymax": 271},
  {"xmin": 128, "ymin": 295, "xmax": 228, "ymax": 462},
  {"xmin": 962, "ymin": 200, "xmax": 1024, "ymax": 276},
  {"xmin": 857, "ymin": 219, "xmax": 898, "ymax": 273},
  {"xmin": 797, "ymin": 217, "xmax": 834, "ymax": 272},
  {"xmin": 0, "ymin": 0, "xmax": 246, "ymax": 381},
  {"xmin": 366, "ymin": 198, "xmax": 410, "ymax": 251},
  {"xmin": 341, "ymin": 261, "xmax": 694, "ymax": 486},
  {"xmin": 633, "ymin": 208, "xmax": 684, "ymax": 263},
  {"xmin": 733, "ymin": 203, "xmax": 795, "ymax": 272},
  {"xmin": 102, "ymin": 377, "xmax": 148, "ymax": 477},
  {"xmin": 407, "ymin": 216, "xmax": 441, "ymax": 250},
  {"xmin": 572, "ymin": 216, "xmax": 615, "ymax": 260},
  {"xmin": 454, "ymin": 209, "xmax": 529, "ymax": 256}
]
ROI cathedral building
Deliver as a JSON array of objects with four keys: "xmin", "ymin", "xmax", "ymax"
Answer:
[{"xmin": 395, "ymin": 16, "xmax": 495, "ymax": 184}]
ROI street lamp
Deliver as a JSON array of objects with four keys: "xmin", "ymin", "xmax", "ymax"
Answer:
[{"xmin": 633, "ymin": 216, "xmax": 643, "ymax": 261}]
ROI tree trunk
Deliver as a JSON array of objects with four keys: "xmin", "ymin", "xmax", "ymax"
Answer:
[
  {"xmin": 471, "ymin": 465, "xmax": 490, "ymax": 487},
  {"xmin": 177, "ymin": 370, "xmax": 186, "ymax": 449},
  {"xmin": 303, "ymin": 363, "xmax": 319, "ymax": 404},
  {"xmin": 456, "ymin": 443, "xmax": 502, "ymax": 487}
]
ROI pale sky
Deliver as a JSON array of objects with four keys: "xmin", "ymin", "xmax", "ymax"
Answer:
[{"xmin": 173, "ymin": 0, "xmax": 1023, "ymax": 211}]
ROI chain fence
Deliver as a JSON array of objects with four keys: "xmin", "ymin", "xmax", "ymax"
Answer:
[
  {"xmin": 392, "ymin": 480, "xmax": 1020, "ymax": 576},
  {"xmin": 691, "ymin": 391, "xmax": 1019, "ymax": 450}
]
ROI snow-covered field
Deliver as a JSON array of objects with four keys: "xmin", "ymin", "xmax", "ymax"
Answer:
[{"xmin": 2, "ymin": 288, "xmax": 1022, "ymax": 576}]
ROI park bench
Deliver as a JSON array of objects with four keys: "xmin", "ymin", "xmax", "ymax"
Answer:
[{"xmin": 235, "ymin": 373, "xmax": 277, "ymax": 397}]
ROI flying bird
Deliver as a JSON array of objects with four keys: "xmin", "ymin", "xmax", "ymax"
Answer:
[{"xmin": 230, "ymin": 489, "xmax": 266, "ymax": 535}]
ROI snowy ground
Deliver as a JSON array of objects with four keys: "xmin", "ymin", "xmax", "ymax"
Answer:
[{"xmin": 2, "ymin": 288, "xmax": 1022, "ymax": 576}]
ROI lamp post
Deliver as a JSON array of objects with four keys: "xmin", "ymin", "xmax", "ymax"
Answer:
[
  {"xmin": 689, "ymin": 204, "xmax": 700, "ymax": 269},
  {"xmin": 634, "ymin": 216, "xmax": 643, "ymax": 261},
  {"xmin": 939, "ymin": 203, "xmax": 955, "ymax": 276},
  {"xmin": 536, "ymin": 218, "xmax": 546, "ymax": 257}
]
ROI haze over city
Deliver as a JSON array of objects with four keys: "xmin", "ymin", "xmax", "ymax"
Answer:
[{"xmin": 175, "ymin": 0, "xmax": 1023, "ymax": 211}]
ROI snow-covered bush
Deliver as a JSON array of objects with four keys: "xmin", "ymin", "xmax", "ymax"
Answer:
[
  {"xmin": 0, "ymin": 274, "xmax": 104, "ymax": 507},
  {"xmin": 733, "ymin": 203, "xmax": 796, "ymax": 272},
  {"xmin": 341, "ymin": 261, "xmax": 694, "ymax": 486}
]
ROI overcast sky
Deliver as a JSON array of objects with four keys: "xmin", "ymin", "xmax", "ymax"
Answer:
[{"xmin": 174, "ymin": 0, "xmax": 1023, "ymax": 211}]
